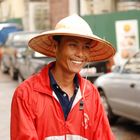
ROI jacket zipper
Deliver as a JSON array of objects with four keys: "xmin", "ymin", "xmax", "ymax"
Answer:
[
  {"xmin": 52, "ymin": 96, "xmax": 67, "ymax": 140},
  {"xmin": 52, "ymin": 94, "xmax": 85, "ymax": 140}
]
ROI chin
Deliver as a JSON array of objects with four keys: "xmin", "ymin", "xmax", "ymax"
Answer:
[
  {"xmin": 70, "ymin": 68, "xmax": 82, "ymax": 74},
  {"xmin": 68, "ymin": 62, "xmax": 84, "ymax": 73}
]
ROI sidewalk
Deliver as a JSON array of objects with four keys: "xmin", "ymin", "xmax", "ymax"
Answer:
[{"xmin": 0, "ymin": 71, "xmax": 17, "ymax": 140}]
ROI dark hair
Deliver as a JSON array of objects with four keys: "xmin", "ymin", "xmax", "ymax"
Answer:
[{"xmin": 53, "ymin": 35, "xmax": 62, "ymax": 44}]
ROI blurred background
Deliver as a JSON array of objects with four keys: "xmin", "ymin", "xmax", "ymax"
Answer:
[{"xmin": 0, "ymin": 0, "xmax": 140, "ymax": 140}]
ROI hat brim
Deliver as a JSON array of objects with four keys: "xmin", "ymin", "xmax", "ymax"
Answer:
[{"xmin": 28, "ymin": 30, "xmax": 116, "ymax": 62}]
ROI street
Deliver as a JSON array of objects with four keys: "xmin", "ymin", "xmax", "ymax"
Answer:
[{"xmin": 0, "ymin": 70, "xmax": 140, "ymax": 140}]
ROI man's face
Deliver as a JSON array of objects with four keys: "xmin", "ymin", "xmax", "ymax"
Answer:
[{"xmin": 55, "ymin": 36, "xmax": 92, "ymax": 74}]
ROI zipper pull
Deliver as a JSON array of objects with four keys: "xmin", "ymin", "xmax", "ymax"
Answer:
[{"xmin": 79, "ymin": 100, "xmax": 84, "ymax": 110}]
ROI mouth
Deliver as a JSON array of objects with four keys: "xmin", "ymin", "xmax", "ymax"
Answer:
[{"xmin": 71, "ymin": 60, "xmax": 83, "ymax": 64}]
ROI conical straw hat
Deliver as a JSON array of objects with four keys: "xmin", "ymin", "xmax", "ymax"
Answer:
[{"xmin": 28, "ymin": 14, "xmax": 115, "ymax": 62}]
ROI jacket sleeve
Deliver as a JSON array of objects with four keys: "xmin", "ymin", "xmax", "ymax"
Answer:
[
  {"xmin": 93, "ymin": 88, "xmax": 116, "ymax": 140},
  {"xmin": 10, "ymin": 87, "xmax": 38, "ymax": 140}
]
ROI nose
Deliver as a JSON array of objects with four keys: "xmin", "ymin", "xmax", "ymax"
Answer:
[{"xmin": 76, "ymin": 45, "xmax": 84, "ymax": 57}]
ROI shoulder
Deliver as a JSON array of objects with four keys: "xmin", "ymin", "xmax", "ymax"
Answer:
[{"xmin": 13, "ymin": 74, "xmax": 39, "ymax": 102}]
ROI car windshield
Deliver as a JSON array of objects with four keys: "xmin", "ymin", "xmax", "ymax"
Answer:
[
  {"xmin": 123, "ymin": 52, "xmax": 140, "ymax": 74},
  {"xmin": 5, "ymin": 32, "xmax": 39, "ymax": 48},
  {"xmin": 112, "ymin": 65, "xmax": 121, "ymax": 73}
]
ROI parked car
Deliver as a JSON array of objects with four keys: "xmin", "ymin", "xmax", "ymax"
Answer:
[
  {"xmin": 17, "ymin": 48, "xmax": 55, "ymax": 83},
  {"xmin": 0, "ymin": 23, "xmax": 22, "ymax": 67},
  {"xmin": 1, "ymin": 31, "xmax": 41, "ymax": 79},
  {"xmin": 0, "ymin": 23, "xmax": 22, "ymax": 46},
  {"xmin": 94, "ymin": 51, "xmax": 140, "ymax": 124},
  {"xmin": 80, "ymin": 58, "xmax": 114, "ymax": 83}
]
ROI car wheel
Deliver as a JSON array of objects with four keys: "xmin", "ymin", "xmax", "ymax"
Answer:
[
  {"xmin": 99, "ymin": 89, "xmax": 118, "ymax": 125},
  {"xmin": 17, "ymin": 73, "xmax": 24, "ymax": 84},
  {"xmin": 0, "ymin": 59, "xmax": 9, "ymax": 73},
  {"xmin": 9, "ymin": 66, "xmax": 18, "ymax": 80}
]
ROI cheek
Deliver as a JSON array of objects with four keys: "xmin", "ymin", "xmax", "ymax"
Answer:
[
  {"xmin": 83, "ymin": 50, "xmax": 90, "ymax": 59},
  {"xmin": 55, "ymin": 46, "xmax": 64, "ymax": 57},
  {"xmin": 63, "ymin": 47, "xmax": 74, "ymax": 57},
  {"xmin": 56, "ymin": 49, "xmax": 68, "ymax": 61}
]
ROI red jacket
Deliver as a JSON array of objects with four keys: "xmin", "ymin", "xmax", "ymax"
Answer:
[{"xmin": 11, "ymin": 63, "xmax": 115, "ymax": 140}]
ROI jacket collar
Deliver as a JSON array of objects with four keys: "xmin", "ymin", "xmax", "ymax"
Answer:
[
  {"xmin": 33, "ymin": 61, "xmax": 90, "ymax": 98},
  {"xmin": 33, "ymin": 62, "xmax": 54, "ymax": 95}
]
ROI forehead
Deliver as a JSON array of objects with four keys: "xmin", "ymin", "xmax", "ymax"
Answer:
[{"xmin": 61, "ymin": 36, "xmax": 92, "ymax": 43}]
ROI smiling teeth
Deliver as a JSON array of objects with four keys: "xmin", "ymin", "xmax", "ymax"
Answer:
[{"xmin": 72, "ymin": 60, "xmax": 82, "ymax": 64}]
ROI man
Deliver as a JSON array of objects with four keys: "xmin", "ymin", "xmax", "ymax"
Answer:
[{"xmin": 11, "ymin": 14, "xmax": 116, "ymax": 140}]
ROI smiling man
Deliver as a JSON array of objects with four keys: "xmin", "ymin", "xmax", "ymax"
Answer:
[{"xmin": 11, "ymin": 14, "xmax": 116, "ymax": 140}]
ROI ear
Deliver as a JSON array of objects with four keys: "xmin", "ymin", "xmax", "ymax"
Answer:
[
  {"xmin": 53, "ymin": 40, "xmax": 58, "ymax": 49},
  {"xmin": 53, "ymin": 40, "xmax": 59, "ymax": 55}
]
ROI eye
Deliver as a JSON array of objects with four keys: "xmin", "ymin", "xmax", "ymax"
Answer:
[
  {"xmin": 68, "ymin": 42, "xmax": 78, "ymax": 47},
  {"xmin": 85, "ymin": 45, "xmax": 91, "ymax": 49},
  {"xmin": 84, "ymin": 44, "xmax": 91, "ymax": 50}
]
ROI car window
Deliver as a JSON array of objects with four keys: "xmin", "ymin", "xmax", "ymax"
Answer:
[
  {"xmin": 12, "ymin": 33, "xmax": 38, "ymax": 47},
  {"xmin": 13, "ymin": 33, "xmax": 37, "ymax": 42},
  {"xmin": 5, "ymin": 34, "xmax": 13, "ymax": 46},
  {"xmin": 123, "ymin": 52, "xmax": 140, "ymax": 74}
]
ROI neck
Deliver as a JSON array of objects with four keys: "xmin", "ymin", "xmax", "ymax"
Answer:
[
  {"xmin": 51, "ymin": 64, "xmax": 76, "ymax": 98},
  {"xmin": 51, "ymin": 67, "xmax": 75, "ymax": 88}
]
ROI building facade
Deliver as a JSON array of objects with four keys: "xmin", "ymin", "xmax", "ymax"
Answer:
[{"xmin": 0, "ymin": 0, "xmax": 140, "ymax": 30}]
